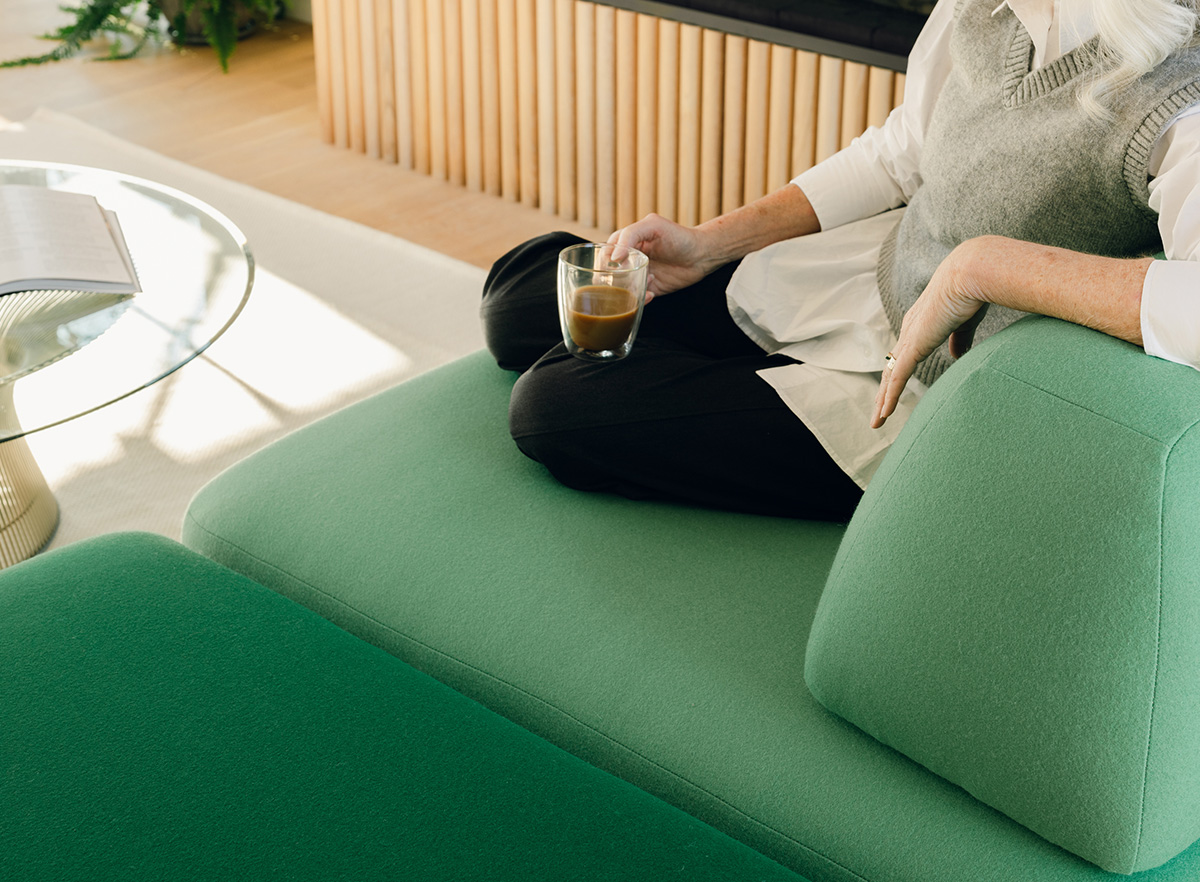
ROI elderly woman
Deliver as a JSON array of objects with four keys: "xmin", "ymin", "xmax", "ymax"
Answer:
[{"xmin": 481, "ymin": 0, "xmax": 1200, "ymax": 521}]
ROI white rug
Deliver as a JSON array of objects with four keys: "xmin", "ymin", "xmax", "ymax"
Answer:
[{"xmin": 0, "ymin": 108, "xmax": 488, "ymax": 554}]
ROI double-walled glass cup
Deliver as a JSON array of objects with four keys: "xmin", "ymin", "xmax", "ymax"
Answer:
[{"xmin": 557, "ymin": 242, "xmax": 649, "ymax": 361}]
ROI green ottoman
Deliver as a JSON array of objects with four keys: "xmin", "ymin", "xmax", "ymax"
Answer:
[{"xmin": 0, "ymin": 532, "xmax": 804, "ymax": 881}]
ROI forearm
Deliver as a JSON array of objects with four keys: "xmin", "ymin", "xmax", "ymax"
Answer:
[
  {"xmin": 692, "ymin": 184, "xmax": 822, "ymax": 272},
  {"xmin": 958, "ymin": 236, "xmax": 1151, "ymax": 346},
  {"xmin": 873, "ymin": 236, "xmax": 1155, "ymax": 428}
]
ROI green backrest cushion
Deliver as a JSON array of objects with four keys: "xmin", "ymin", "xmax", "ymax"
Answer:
[
  {"xmin": 805, "ymin": 317, "xmax": 1200, "ymax": 874},
  {"xmin": 1, "ymin": 531, "xmax": 807, "ymax": 881}
]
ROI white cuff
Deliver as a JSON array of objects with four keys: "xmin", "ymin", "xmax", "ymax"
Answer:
[
  {"xmin": 1141, "ymin": 259, "xmax": 1200, "ymax": 370},
  {"xmin": 792, "ymin": 142, "xmax": 908, "ymax": 232}
]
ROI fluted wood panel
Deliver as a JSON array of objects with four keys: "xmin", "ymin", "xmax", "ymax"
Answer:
[
  {"xmin": 536, "ymin": 0, "xmax": 556, "ymax": 212},
  {"xmin": 374, "ymin": 0, "xmax": 397, "ymax": 162},
  {"xmin": 676, "ymin": 23, "xmax": 702, "ymax": 226},
  {"xmin": 343, "ymin": 0, "xmax": 365, "ymax": 151},
  {"xmin": 594, "ymin": 4, "xmax": 616, "ymax": 230},
  {"xmin": 698, "ymin": 27, "xmax": 724, "ymax": 222},
  {"xmin": 656, "ymin": 19, "xmax": 679, "ymax": 220},
  {"xmin": 575, "ymin": 1, "xmax": 596, "ymax": 227},
  {"xmin": 720, "ymin": 34, "xmax": 746, "ymax": 215},
  {"xmin": 313, "ymin": 0, "xmax": 334, "ymax": 140},
  {"xmin": 315, "ymin": 0, "xmax": 904, "ymax": 228},
  {"xmin": 358, "ymin": 0, "xmax": 378, "ymax": 157},
  {"xmin": 391, "ymin": 0, "xmax": 413, "ymax": 168},
  {"xmin": 516, "ymin": 0, "xmax": 538, "ymax": 206},
  {"xmin": 554, "ymin": 0, "xmax": 576, "ymax": 219},
  {"xmin": 614, "ymin": 9, "xmax": 637, "ymax": 227}
]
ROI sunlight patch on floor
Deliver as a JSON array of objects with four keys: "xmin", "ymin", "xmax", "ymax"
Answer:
[{"xmin": 26, "ymin": 265, "xmax": 413, "ymax": 477}]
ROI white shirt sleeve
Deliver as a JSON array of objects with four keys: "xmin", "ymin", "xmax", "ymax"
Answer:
[
  {"xmin": 792, "ymin": 0, "xmax": 957, "ymax": 231},
  {"xmin": 1143, "ymin": 109, "xmax": 1200, "ymax": 370}
]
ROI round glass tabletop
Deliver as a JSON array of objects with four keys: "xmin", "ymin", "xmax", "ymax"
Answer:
[{"xmin": 0, "ymin": 160, "xmax": 253, "ymax": 441}]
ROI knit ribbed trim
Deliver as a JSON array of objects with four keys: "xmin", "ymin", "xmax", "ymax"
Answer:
[
  {"xmin": 876, "ymin": 219, "xmax": 901, "ymax": 339},
  {"xmin": 1124, "ymin": 81, "xmax": 1200, "ymax": 221},
  {"xmin": 1000, "ymin": 14, "xmax": 1102, "ymax": 107}
]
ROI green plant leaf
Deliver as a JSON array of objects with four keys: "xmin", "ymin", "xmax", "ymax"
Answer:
[{"xmin": 2, "ymin": 0, "xmax": 282, "ymax": 70}]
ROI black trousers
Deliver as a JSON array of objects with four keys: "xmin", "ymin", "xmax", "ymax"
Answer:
[{"xmin": 480, "ymin": 232, "xmax": 864, "ymax": 521}]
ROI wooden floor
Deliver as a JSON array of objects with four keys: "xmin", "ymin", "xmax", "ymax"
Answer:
[{"xmin": 0, "ymin": 0, "xmax": 605, "ymax": 269}]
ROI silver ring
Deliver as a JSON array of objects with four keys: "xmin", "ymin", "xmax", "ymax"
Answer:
[{"xmin": 884, "ymin": 352, "xmax": 897, "ymax": 372}]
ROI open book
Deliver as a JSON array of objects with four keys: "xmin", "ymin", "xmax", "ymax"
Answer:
[{"xmin": 0, "ymin": 185, "xmax": 141, "ymax": 297}]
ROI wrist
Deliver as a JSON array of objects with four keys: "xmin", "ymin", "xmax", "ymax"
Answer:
[
  {"xmin": 949, "ymin": 235, "xmax": 1011, "ymax": 306},
  {"xmin": 693, "ymin": 184, "xmax": 822, "ymax": 272},
  {"xmin": 691, "ymin": 221, "xmax": 741, "ymax": 274}
]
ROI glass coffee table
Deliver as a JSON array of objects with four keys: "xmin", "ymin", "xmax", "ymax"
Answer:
[{"xmin": 0, "ymin": 160, "xmax": 253, "ymax": 566}]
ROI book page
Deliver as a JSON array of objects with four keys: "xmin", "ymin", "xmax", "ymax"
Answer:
[
  {"xmin": 102, "ymin": 209, "xmax": 141, "ymax": 293},
  {"xmin": 0, "ymin": 186, "xmax": 139, "ymax": 293}
]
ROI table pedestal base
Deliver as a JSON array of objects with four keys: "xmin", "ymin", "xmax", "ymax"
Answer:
[{"xmin": 0, "ymin": 435, "xmax": 59, "ymax": 568}]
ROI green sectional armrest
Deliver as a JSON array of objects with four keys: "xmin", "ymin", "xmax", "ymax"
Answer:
[{"xmin": 807, "ymin": 316, "xmax": 1200, "ymax": 874}]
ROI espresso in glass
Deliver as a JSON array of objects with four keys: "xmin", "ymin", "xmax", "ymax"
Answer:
[
  {"xmin": 557, "ymin": 243, "xmax": 648, "ymax": 361},
  {"xmin": 566, "ymin": 284, "xmax": 640, "ymax": 351}
]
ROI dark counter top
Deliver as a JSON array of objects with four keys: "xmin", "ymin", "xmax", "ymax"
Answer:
[{"xmin": 597, "ymin": 0, "xmax": 933, "ymax": 70}]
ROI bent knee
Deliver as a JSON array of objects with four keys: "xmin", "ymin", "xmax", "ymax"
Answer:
[
  {"xmin": 481, "ymin": 232, "xmax": 586, "ymax": 371},
  {"xmin": 508, "ymin": 364, "xmax": 627, "ymax": 493},
  {"xmin": 507, "ymin": 351, "xmax": 581, "ymax": 443}
]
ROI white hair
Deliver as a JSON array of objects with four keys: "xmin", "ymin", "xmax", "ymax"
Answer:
[{"xmin": 1079, "ymin": 0, "xmax": 1200, "ymax": 117}]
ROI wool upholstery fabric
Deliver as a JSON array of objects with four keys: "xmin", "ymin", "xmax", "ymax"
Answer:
[
  {"xmin": 184, "ymin": 345, "xmax": 1200, "ymax": 881},
  {"xmin": 0, "ymin": 531, "xmax": 806, "ymax": 881},
  {"xmin": 806, "ymin": 316, "xmax": 1200, "ymax": 874}
]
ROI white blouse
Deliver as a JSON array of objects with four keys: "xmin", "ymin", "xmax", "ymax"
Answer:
[{"xmin": 725, "ymin": 0, "xmax": 1200, "ymax": 488}]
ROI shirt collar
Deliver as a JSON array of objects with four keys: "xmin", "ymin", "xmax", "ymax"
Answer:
[{"xmin": 992, "ymin": 0, "xmax": 1095, "ymax": 67}]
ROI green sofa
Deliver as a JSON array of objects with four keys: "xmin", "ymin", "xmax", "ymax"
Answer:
[
  {"xmin": 2, "ymin": 532, "xmax": 800, "ymax": 880},
  {"xmin": 7, "ymin": 316, "xmax": 1200, "ymax": 879}
]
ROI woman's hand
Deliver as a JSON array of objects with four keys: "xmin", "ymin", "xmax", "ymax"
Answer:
[
  {"xmin": 607, "ymin": 214, "xmax": 718, "ymax": 299},
  {"xmin": 872, "ymin": 238, "xmax": 989, "ymax": 428},
  {"xmin": 871, "ymin": 236, "xmax": 1152, "ymax": 429}
]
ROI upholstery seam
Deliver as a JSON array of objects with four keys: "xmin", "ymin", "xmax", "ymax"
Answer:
[
  {"xmin": 183, "ymin": 510, "xmax": 874, "ymax": 882},
  {"xmin": 1132, "ymin": 415, "xmax": 1200, "ymax": 868},
  {"xmin": 983, "ymin": 366, "xmax": 1172, "ymax": 443},
  {"xmin": 1132, "ymin": 444, "xmax": 1166, "ymax": 870}
]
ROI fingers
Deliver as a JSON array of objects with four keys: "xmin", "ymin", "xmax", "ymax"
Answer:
[
  {"xmin": 605, "ymin": 228, "xmax": 631, "ymax": 264},
  {"xmin": 871, "ymin": 348, "xmax": 915, "ymax": 429},
  {"xmin": 607, "ymin": 213, "xmax": 663, "ymax": 260},
  {"xmin": 603, "ymin": 222, "xmax": 654, "ymax": 270},
  {"xmin": 605, "ymin": 223, "xmax": 658, "ymax": 301},
  {"xmin": 872, "ymin": 299, "xmax": 989, "ymax": 427}
]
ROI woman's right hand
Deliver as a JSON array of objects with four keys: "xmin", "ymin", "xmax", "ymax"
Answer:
[{"xmin": 607, "ymin": 213, "xmax": 717, "ymax": 298}]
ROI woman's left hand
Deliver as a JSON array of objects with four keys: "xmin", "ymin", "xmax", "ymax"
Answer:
[
  {"xmin": 871, "ymin": 238, "xmax": 991, "ymax": 428},
  {"xmin": 870, "ymin": 235, "xmax": 1152, "ymax": 429}
]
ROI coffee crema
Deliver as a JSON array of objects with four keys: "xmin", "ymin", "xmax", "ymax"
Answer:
[{"xmin": 566, "ymin": 284, "xmax": 639, "ymax": 351}]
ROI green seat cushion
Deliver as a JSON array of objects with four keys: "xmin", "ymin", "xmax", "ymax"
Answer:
[
  {"xmin": 806, "ymin": 317, "xmax": 1200, "ymax": 874},
  {"xmin": 1, "ymin": 531, "xmax": 805, "ymax": 881},
  {"xmin": 184, "ymin": 345, "xmax": 1200, "ymax": 881}
]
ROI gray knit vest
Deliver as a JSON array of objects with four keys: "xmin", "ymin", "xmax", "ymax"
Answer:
[{"xmin": 877, "ymin": 0, "xmax": 1200, "ymax": 386}]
